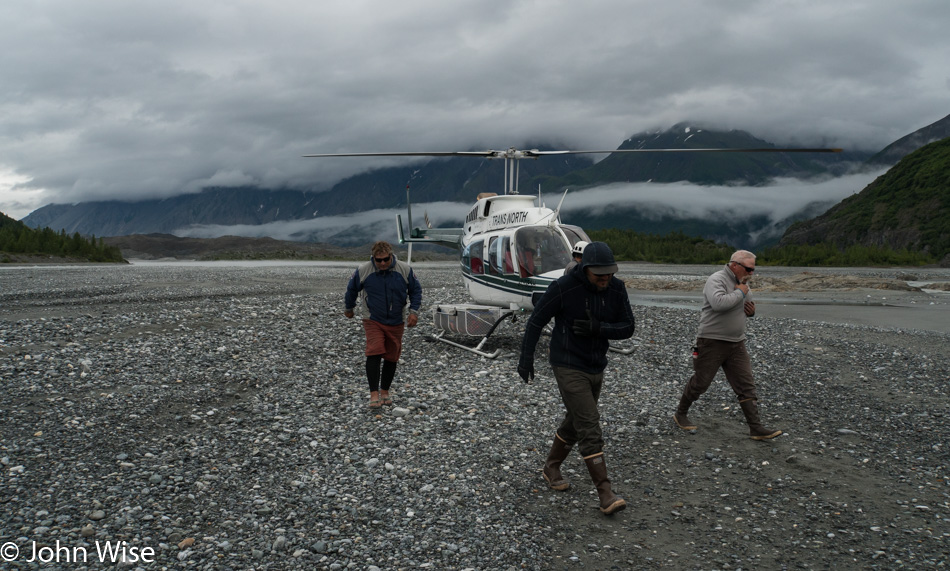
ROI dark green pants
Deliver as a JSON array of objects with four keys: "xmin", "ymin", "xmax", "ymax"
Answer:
[{"xmin": 552, "ymin": 365, "xmax": 605, "ymax": 457}]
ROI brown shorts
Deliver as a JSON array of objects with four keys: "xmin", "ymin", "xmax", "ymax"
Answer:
[{"xmin": 363, "ymin": 319, "xmax": 405, "ymax": 361}]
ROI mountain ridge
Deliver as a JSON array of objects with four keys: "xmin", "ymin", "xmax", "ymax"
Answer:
[
  {"xmin": 21, "ymin": 116, "xmax": 950, "ymax": 256},
  {"xmin": 866, "ymin": 113, "xmax": 950, "ymax": 167},
  {"xmin": 778, "ymin": 136, "xmax": 950, "ymax": 265},
  {"xmin": 20, "ymin": 123, "xmax": 871, "ymax": 246},
  {"xmin": 538, "ymin": 122, "xmax": 861, "ymax": 190}
]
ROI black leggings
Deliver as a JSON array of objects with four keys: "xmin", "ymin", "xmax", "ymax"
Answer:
[{"xmin": 366, "ymin": 355, "xmax": 398, "ymax": 392}]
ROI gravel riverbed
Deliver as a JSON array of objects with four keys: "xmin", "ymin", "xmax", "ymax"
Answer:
[{"xmin": 1, "ymin": 262, "xmax": 948, "ymax": 570}]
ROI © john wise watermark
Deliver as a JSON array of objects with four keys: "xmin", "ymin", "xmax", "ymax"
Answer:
[{"xmin": 2, "ymin": 539, "xmax": 156, "ymax": 565}]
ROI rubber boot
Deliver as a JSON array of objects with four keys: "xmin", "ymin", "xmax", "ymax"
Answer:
[
  {"xmin": 739, "ymin": 399, "xmax": 783, "ymax": 440},
  {"xmin": 583, "ymin": 453, "xmax": 626, "ymax": 515},
  {"xmin": 542, "ymin": 434, "xmax": 573, "ymax": 491},
  {"xmin": 673, "ymin": 395, "xmax": 697, "ymax": 430}
]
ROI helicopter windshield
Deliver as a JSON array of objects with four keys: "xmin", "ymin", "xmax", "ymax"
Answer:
[
  {"xmin": 514, "ymin": 226, "xmax": 572, "ymax": 277},
  {"xmin": 560, "ymin": 224, "xmax": 592, "ymax": 249}
]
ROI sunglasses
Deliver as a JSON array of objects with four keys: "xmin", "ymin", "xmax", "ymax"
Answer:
[
  {"xmin": 733, "ymin": 261, "xmax": 755, "ymax": 273},
  {"xmin": 374, "ymin": 256, "xmax": 390, "ymax": 263}
]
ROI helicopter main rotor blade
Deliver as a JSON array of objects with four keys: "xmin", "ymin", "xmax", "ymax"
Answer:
[
  {"xmin": 303, "ymin": 151, "xmax": 496, "ymax": 158},
  {"xmin": 304, "ymin": 146, "xmax": 843, "ymax": 159},
  {"xmin": 529, "ymin": 147, "xmax": 842, "ymax": 155}
]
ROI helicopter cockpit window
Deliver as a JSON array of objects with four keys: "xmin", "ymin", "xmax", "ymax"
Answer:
[
  {"xmin": 561, "ymin": 225, "xmax": 593, "ymax": 249},
  {"xmin": 463, "ymin": 240, "xmax": 484, "ymax": 275},
  {"xmin": 515, "ymin": 226, "xmax": 572, "ymax": 277}
]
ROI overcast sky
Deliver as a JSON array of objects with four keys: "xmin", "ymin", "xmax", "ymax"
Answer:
[{"xmin": 1, "ymin": 1, "xmax": 948, "ymax": 220}]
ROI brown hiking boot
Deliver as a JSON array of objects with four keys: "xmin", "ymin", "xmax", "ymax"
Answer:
[
  {"xmin": 739, "ymin": 399, "xmax": 783, "ymax": 440},
  {"xmin": 673, "ymin": 412, "xmax": 697, "ymax": 430},
  {"xmin": 583, "ymin": 453, "xmax": 626, "ymax": 515},
  {"xmin": 542, "ymin": 434, "xmax": 572, "ymax": 491},
  {"xmin": 673, "ymin": 396, "xmax": 697, "ymax": 430}
]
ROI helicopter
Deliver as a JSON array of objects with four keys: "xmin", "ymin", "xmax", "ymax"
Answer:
[{"xmin": 305, "ymin": 145, "xmax": 841, "ymax": 357}]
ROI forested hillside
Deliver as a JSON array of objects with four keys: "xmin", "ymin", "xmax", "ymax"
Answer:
[
  {"xmin": 585, "ymin": 226, "xmax": 938, "ymax": 266},
  {"xmin": 776, "ymin": 137, "xmax": 950, "ymax": 266},
  {"xmin": 587, "ymin": 229, "xmax": 735, "ymax": 264},
  {"xmin": 0, "ymin": 212, "xmax": 125, "ymax": 262}
]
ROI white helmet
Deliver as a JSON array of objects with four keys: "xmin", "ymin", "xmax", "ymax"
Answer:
[{"xmin": 572, "ymin": 241, "xmax": 589, "ymax": 257}]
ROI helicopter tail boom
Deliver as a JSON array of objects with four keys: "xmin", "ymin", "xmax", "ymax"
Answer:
[{"xmin": 396, "ymin": 214, "xmax": 463, "ymax": 250}]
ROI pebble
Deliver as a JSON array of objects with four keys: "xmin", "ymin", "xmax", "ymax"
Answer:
[{"xmin": 1, "ymin": 263, "xmax": 948, "ymax": 570}]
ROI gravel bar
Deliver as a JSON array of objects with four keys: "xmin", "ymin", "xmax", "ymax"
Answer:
[{"xmin": 1, "ymin": 262, "xmax": 948, "ymax": 570}]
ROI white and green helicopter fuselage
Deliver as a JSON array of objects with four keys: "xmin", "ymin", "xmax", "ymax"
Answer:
[
  {"xmin": 455, "ymin": 193, "xmax": 589, "ymax": 311},
  {"xmin": 397, "ymin": 191, "xmax": 591, "ymax": 311},
  {"xmin": 395, "ymin": 191, "xmax": 591, "ymax": 357}
]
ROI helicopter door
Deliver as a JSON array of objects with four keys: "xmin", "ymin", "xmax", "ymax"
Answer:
[
  {"xmin": 516, "ymin": 237, "xmax": 535, "ymax": 277},
  {"xmin": 501, "ymin": 236, "xmax": 515, "ymax": 274},
  {"xmin": 488, "ymin": 237, "xmax": 500, "ymax": 276},
  {"xmin": 463, "ymin": 240, "xmax": 485, "ymax": 275},
  {"xmin": 487, "ymin": 236, "xmax": 514, "ymax": 276}
]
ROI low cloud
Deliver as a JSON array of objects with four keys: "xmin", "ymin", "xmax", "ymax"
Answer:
[
  {"xmin": 560, "ymin": 169, "xmax": 884, "ymax": 223},
  {"xmin": 175, "ymin": 201, "xmax": 468, "ymax": 246},
  {"xmin": 174, "ymin": 171, "xmax": 883, "ymax": 247}
]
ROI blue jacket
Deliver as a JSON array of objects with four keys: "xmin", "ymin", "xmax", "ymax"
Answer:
[
  {"xmin": 344, "ymin": 254, "xmax": 422, "ymax": 326},
  {"xmin": 520, "ymin": 263, "xmax": 635, "ymax": 374}
]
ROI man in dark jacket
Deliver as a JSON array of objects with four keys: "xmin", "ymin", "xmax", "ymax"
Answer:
[
  {"xmin": 518, "ymin": 241, "xmax": 635, "ymax": 515},
  {"xmin": 344, "ymin": 241, "xmax": 422, "ymax": 408}
]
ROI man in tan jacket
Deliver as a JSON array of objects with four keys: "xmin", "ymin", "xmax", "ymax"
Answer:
[{"xmin": 673, "ymin": 250, "xmax": 782, "ymax": 440}]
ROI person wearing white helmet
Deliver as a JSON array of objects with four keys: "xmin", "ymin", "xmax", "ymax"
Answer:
[{"xmin": 563, "ymin": 240, "xmax": 589, "ymax": 275}]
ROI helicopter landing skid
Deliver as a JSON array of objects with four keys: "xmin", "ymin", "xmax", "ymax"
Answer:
[{"xmin": 431, "ymin": 304, "xmax": 515, "ymax": 359}]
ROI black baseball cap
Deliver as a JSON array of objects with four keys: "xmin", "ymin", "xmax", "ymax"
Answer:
[{"xmin": 580, "ymin": 241, "xmax": 618, "ymax": 275}]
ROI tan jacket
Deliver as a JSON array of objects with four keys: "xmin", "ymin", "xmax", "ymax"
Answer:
[{"xmin": 696, "ymin": 265, "xmax": 750, "ymax": 342}]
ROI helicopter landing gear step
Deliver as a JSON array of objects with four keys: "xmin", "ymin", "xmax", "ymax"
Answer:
[{"xmin": 430, "ymin": 305, "xmax": 515, "ymax": 359}]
